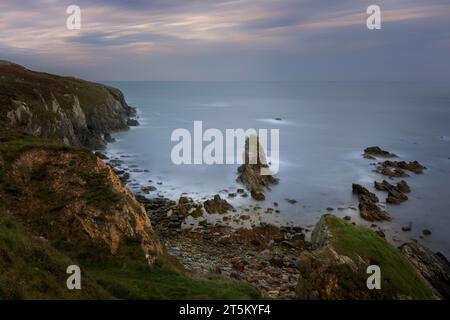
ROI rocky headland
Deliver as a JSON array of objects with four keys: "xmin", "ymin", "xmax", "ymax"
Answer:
[{"xmin": 0, "ymin": 63, "xmax": 448, "ymax": 300}]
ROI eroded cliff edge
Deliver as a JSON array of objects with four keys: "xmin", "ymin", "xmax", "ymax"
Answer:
[{"xmin": 0, "ymin": 60, "xmax": 136, "ymax": 149}]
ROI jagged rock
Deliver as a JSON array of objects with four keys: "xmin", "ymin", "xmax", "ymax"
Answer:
[
  {"xmin": 236, "ymin": 136, "xmax": 279, "ymax": 200},
  {"xmin": 400, "ymin": 241, "xmax": 450, "ymax": 299},
  {"xmin": 377, "ymin": 160, "xmax": 426, "ymax": 175},
  {"xmin": 352, "ymin": 184, "xmax": 379, "ymax": 203},
  {"xmin": 376, "ymin": 166, "xmax": 409, "ymax": 178},
  {"xmin": 171, "ymin": 196, "xmax": 194, "ymax": 217},
  {"xmin": 363, "ymin": 146, "xmax": 397, "ymax": 158},
  {"xmin": 352, "ymin": 184, "xmax": 391, "ymax": 221},
  {"xmin": 374, "ymin": 180, "xmax": 409, "ymax": 204},
  {"xmin": 397, "ymin": 180, "xmax": 411, "ymax": 193},
  {"xmin": 190, "ymin": 207, "xmax": 203, "ymax": 219},
  {"xmin": 203, "ymin": 195, "xmax": 234, "ymax": 214}
]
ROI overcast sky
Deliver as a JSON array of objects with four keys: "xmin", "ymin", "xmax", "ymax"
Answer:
[{"xmin": 1, "ymin": 0, "xmax": 449, "ymax": 81}]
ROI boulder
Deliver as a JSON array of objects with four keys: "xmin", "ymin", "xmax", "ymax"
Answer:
[
  {"xmin": 203, "ymin": 194, "xmax": 234, "ymax": 214},
  {"xmin": 363, "ymin": 146, "xmax": 397, "ymax": 158}
]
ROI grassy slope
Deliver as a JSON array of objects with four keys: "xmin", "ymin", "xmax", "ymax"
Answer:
[
  {"xmin": 0, "ymin": 129, "xmax": 261, "ymax": 300},
  {"xmin": 325, "ymin": 215, "xmax": 433, "ymax": 299}
]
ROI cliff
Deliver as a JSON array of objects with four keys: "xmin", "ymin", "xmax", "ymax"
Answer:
[
  {"xmin": 0, "ymin": 60, "xmax": 136, "ymax": 149},
  {"xmin": 0, "ymin": 61, "xmax": 260, "ymax": 299}
]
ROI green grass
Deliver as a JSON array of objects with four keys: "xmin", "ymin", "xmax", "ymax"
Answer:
[
  {"xmin": 0, "ymin": 214, "xmax": 110, "ymax": 299},
  {"xmin": 0, "ymin": 128, "xmax": 76, "ymax": 162},
  {"xmin": 0, "ymin": 214, "xmax": 261, "ymax": 300},
  {"xmin": 325, "ymin": 215, "xmax": 434, "ymax": 299}
]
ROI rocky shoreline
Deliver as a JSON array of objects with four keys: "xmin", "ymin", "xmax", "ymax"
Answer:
[
  {"xmin": 2, "ymin": 62, "xmax": 447, "ymax": 299},
  {"xmin": 102, "ymin": 143, "xmax": 449, "ymax": 300}
]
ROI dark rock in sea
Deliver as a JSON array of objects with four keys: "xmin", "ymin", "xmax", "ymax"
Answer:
[
  {"xmin": 94, "ymin": 151, "xmax": 109, "ymax": 160},
  {"xmin": 285, "ymin": 198, "xmax": 297, "ymax": 204},
  {"xmin": 377, "ymin": 160, "xmax": 426, "ymax": 175},
  {"xmin": 376, "ymin": 166, "xmax": 409, "ymax": 178},
  {"xmin": 396, "ymin": 180, "xmax": 411, "ymax": 193},
  {"xmin": 400, "ymin": 240, "xmax": 450, "ymax": 299},
  {"xmin": 141, "ymin": 186, "xmax": 157, "ymax": 194},
  {"xmin": 203, "ymin": 194, "xmax": 234, "ymax": 214},
  {"xmin": 374, "ymin": 180, "xmax": 409, "ymax": 204},
  {"xmin": 402, "ymin": 222, "xmax": 412, "ymax": 232},
  {"xmin": 352, "ymin": 184, "xmax": 379, "ymax": 203},
  {"xmin": 422, "ymin": 229, "xmax": 432, "ymax": 236},
  {"xmin": 352, "ymin": 184, "xmax": 391, "ymax": 222},
  {"xmin": 363, "ymin": 146, "xmax": 397, "ymax": 158},
  {"xmin": 275, "ymin": 118, "xmax": 282, "ymax": 121},
  {"xmin": 251, "ymin": 190, "xmax": 265, "ymax": 201},
  {"xmin": 236, "ymin": 136, "xmax": 279, "ymax": 200}
]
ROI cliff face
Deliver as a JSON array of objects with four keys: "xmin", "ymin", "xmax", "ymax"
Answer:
[
  {"xmin": 0, "ymin": 129, "xmax": 163, "ymax": 265},
  {"xmin": 0, "ymin": 60, "xmax": 136, "ymax": 149}
]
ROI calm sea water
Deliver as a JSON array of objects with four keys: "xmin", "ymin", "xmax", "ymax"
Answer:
[{"xmin": 103, "ymin": 81, "xmax": 450, "ymax": 257}]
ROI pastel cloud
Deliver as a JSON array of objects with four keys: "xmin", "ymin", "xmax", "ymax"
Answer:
[{"xmin": 0, "ymin": 0, "xmax": 449, "ymax": 80}]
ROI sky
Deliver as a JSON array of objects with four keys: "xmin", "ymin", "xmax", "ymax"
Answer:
[{"xmin": 1, "ymin": 0, "xmax": 450, "ymax": 81}]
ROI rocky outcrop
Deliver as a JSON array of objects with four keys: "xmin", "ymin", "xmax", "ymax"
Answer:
[
  {"xmin": 363, "ymin": 146, "xmax": 397, "ymax": 159},
  {"xmin": 0, "ymin": 132, "xmax": 163, "ymax": 265},
  {"xmin": 236, "ymin": 136, "xmax": 279, "ymax": 200},
  {"xmin": 400, "ymin": 241, "xmax": 450, "ymax": 299},
  {"xmin": 352, "ymin": 184, "xmax": 391, "ymax": 221},
  {"xmin": 0, "ymin": 60, "xmax": 137, "ymax": 149},
  {"xmin": 376, "ymin": 160, "xmax": 426, "ymax": 177},
  {"xmin": 203, "ymin": 194, "xmax": 234, "ymax": 214},
  {"xmin": 295, "ymin": 215, "xmax": 435, "ymax": 300},
  {"xmin": 374, "ymin": 180, "xmax": 410, "ymax": 204}
]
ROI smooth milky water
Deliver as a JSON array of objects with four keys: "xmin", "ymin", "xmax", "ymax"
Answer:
[{"xmin": 104, "ymin": 81, "xmax": 450, "ymax": 257}]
